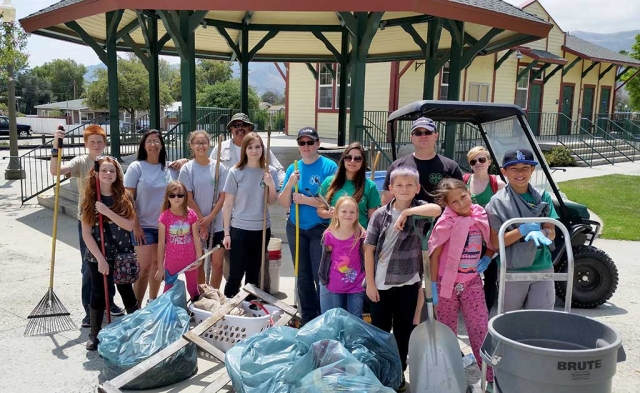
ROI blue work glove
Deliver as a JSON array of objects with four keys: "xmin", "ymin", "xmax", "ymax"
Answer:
[
  {"xmin": 477, "ymin": 255, "xmax": 492, "ymax": 273},
  {"xmin": 430, "ymin": 282, "xmax": 439, "ymax": 306},
  {"xmin": 518, "ymin": 222, "xmax": 541, "ymax": 236},
  {"xmin": 525, "ymin": 231, "xmax": 553, "ymax": 247},
  {"xmin": 165, "ymin": 269, "xmax": 179, "ymax": 285}
]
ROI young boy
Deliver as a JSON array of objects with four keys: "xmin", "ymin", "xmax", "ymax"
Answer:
[
  {"xmin": 485, "ymin": 149, "xmax": 558, "ymax": 312},
  {"xmin": 364, "ymin": 166, "xmax": 442, "ymax": 392},
  {"xmin": 50, "ymin": 125, "xmax": 125, "ymax": 327}
]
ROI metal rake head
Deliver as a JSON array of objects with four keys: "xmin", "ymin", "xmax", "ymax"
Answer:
[{"xmin": 24, "ymin": 289, "xmax": 77, "ymax": 337}]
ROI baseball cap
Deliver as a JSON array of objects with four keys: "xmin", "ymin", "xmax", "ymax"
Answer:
[
  {"xmin": 411, "ymin": 117, "xmax": 437, "ymax": 133},
  {"xmin": 226, "ymin": 113, "xmax": 254, "ymax": 130},
  {"xmin": 502, "ymin": 149, "xmax": 539, "ymax": 168},
  {"xmin": 297, "ymin": 126, "xmax": 319, "ymax": 141}
]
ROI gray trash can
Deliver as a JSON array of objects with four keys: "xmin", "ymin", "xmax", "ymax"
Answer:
[{"xmin": 481, "ymin": 310, "xmax": 625, "ymax": 393}]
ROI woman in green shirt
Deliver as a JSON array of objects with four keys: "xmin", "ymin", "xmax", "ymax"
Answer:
[
  {"xmin": 465, "ymin": 146, "xmax": 506, "ymax": 312},
  {"xmin": 317, "ymin": 142, "xmax": 381, "ymax": 227}
]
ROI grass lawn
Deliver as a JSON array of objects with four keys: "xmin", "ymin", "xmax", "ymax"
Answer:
[{"xmin": 559, "ymin": 174, "xmax": 640, "ymax": 241}]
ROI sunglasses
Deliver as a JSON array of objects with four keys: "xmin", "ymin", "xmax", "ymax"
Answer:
[
  {"xmin": 231, "ymin": 123, "xmax": 248, "ymax": 129},
  {"xmin": 344, "ymin": 154, "xmax": 363, "ymax": 163},
  {"xmin": 412, "ymin": 130, "xmax": 436, "ymax": 137},
  {"xmin": 168, "ymin": 194, "xmax": 185, "ymax": 199},
  {"xmin": 297, "ymin": 140, "xmax": 316, "ymax": 146},
  {"xmin": 469, "ymin": 157, "xmax": 488, "ymax": 166}
]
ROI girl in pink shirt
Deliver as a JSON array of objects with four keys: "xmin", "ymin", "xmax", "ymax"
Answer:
[
  {"xmin": 428, "ymin": 178, "xmax": 496, "ymax": 384},
  {"xmin": 156, "ymin": 181, "xmax": 203, "ymax": 299}
]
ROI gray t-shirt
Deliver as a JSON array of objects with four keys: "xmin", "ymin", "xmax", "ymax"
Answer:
[
  {"xmin": 124, "ymin": 160, "xmax": 176, "ymax": 229},
  {"xmin": 67, "ymin": 155, "xmax": 123, "ymax": 220},
  {"xmin": 178, "ymin": 159, "xmax": 228, "ymax": 233},
  {"xmin": 223, "ymin": 165, "xmax": 279, "ymax": 231}
]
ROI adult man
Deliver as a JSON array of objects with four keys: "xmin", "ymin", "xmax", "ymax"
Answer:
[{"xmin": 382, "ymin": 117, "xmax": 463, "ymax": 204}]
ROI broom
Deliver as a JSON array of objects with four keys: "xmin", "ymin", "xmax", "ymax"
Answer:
[
  {"xmin": 260, "ymin": 121, "xmax": 272, "ymax": 291},
  {"xmin": 205, "ymin": 134, "xmax": 224, "ymax": 284},
  {"xmin": 25, "ymin": 138, "xmax": 76, "ymax": 336},
  {"xmin": 95, "ymin": 160, "xmax": 112, "ymax": 324}
]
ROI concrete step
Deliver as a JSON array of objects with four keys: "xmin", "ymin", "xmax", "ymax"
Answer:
[
  {"xmin": 572, "ymin": 153, "xmax": 640, "ymax": 167},
  {"xmin": 37, "ymin": 193, "xmax": 79, "ymax": 219}
]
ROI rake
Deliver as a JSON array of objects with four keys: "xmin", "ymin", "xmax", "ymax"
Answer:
[{"xmin": 25, "ymin": 137, "xmax": 76, "ymax": 336}]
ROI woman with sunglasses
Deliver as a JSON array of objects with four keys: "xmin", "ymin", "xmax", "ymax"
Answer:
[
  {"xmin": 317, "ymin": 142, "xmax": 381, "ymax": 228},
  {"xmin": 464, "ymin": 146, "xmax": 506, "ymax": 312},
  {"xmin": 124, "ymin": 130, "xmax": 177, "ymax": 306}
]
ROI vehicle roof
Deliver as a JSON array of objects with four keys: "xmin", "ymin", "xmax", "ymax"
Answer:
[{"xmin": 387, "ymin": 100, "xmax": 527, "ymax": 124}]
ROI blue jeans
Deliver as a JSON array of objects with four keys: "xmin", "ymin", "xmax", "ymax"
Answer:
[
  {"xmin": 78, "ymin": 221, "xmax": 116, "ymax": 312},
  {"xmin": 286, "ymin": 220, "xmax": 326, "ymax": 324},
  {"xmin": 319, "ymin": 284, "xmax": 365, "ymax": 318}
]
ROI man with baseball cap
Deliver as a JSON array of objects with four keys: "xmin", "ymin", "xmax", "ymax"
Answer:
[{"xmin": 382, "ymin": 117, "xmax": 462, "ymax": 204}]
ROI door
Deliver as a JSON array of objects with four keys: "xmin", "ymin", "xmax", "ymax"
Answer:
[
  {"xmin": 581, "ymin": 86, "xmax": 595, "ymax": 134},
  {"xmin": 558, "ymin": 84, "xmax": 574, "ymax": 135},
  {"xmin": 528, "ymin": 83, "xmax": 543, "ymax": 136},
  {"xmin": 597, "ymin": 87, "xmax": 611, "ymax": 130}
]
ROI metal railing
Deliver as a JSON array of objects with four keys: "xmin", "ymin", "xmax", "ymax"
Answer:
[
  {"xmin": 187, "ymin": 107, "xmax": 286, "ymax": 134},
  {"xmin": 583, "ymin": 118, "xmax": 635, "ymax": 162},
  {"xmin": 596, "ymin": 114, "xmax": 640, "ymax": 150}
]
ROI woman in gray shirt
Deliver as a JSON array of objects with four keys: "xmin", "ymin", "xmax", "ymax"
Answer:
[{"xmin": 222, "ymin": 132, "xmax": 279, "ymax": 297}]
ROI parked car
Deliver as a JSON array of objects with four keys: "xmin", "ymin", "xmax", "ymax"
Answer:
[{"xmin": 0, "ymin": 115, "xmax": 32, "ymax": 138}]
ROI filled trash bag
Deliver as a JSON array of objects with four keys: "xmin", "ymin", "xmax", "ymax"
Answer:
[
  {"xmin": 226, "ymin": 308, "xmax": 402, "ymax": 392},
  {"xmin": 97, "ymin": 280, "xmax": 198, "ymax": 389}
]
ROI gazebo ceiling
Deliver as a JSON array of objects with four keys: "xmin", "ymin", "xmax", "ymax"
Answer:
[{"xmin": 21, "ymin": 1, "xmax": 552, "ymax": 63}]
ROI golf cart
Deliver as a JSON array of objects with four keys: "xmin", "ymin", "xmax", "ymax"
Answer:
[{"xmin": 385, "ymin": 100, "xmax": 618, "ymax": 308}]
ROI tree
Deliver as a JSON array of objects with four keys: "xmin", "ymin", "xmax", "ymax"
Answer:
[
  {"xmin": 196, "ymin": 79, "xmax": 260, "ymax": 110},
  {"xmin": 16, "ymin": 69, "xmax": 52, "ymax": 114},
  {"xmin": 0, "ymin": 21, "xmax": 29, "ymax": 106},
  {"xmin": 260, "ymin": 90, "xmax": 285, "ymax": 105},
  {"xmin": 622, "ymin": 35, "xmax": 640, "ymax": 111},
  {"xmin": 85, "ymin": 55, "xmax": 173, "ymax": 120},
  {"xmin": 159, "ymin": 59, "xmax": 181, "ymax": 101},
  {"xmin": 196, "ymin": 60, "xmax": 233, "ymax": 93},
  {"xmin": 32, "ymin": 59, "xmax": 86, "ymax": 102}
]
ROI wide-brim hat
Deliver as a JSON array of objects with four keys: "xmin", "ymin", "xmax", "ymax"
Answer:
[{"xmin": 226, "ymin": 113, "xmax": 254, "ymax": 130}]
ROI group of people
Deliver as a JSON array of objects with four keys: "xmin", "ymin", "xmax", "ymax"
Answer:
[{"xmin": 52, "ymin": 112, "xmax": 558, "ymax": 393}]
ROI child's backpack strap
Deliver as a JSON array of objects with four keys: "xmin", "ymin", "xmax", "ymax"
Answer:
[
  {"xmin": 489, "ymin": 175, "xmax": 498, "ymax": 194},
  {"xmin": 463, "ymin": 173, "xmax": 471, "ymax": 184}
]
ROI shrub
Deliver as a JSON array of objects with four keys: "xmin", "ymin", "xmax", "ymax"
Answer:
[{"xmin": 544, "ymin": 146, "xmax": 575, "ymax": 167}]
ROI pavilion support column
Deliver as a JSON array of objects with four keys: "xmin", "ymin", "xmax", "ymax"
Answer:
[
  {"xmin": 423, "ymin": 18, "xmax": 442, "ymax": 100},
  {"xmin": 337, "ymin": 29, "xmax": 349, "ymax": 146},
  {"xmin": 179, "ymin": 10, "xmax": 196, "ymax": 152},
  {"xmin": 240, "ymin": 28, "xmax": 250, "ymax": 114},
  {"xmin": 106, "ymin": 10, "xmax": 123, "ymax": 160},
  {"xmin": 148, "ymin": 17, "xmax": 161, "ymax": 131},
  {"xmin": 443, "ymin": 19, "xmax": 464, "ymax": 158}
]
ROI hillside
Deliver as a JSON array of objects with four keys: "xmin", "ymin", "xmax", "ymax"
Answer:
[{"xmin": 571, "ymin": 30, "xmax": 639, "ymax": 53}]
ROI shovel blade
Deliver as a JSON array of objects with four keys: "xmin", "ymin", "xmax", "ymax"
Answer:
[{"xmin": 408, "ymin": 320, "xmax": 467, "ymax": 393}]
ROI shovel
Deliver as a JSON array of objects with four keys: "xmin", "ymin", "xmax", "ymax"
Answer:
[{"xmin": 408, "ymin": 216, "xmax": 467, "ymax": 393}]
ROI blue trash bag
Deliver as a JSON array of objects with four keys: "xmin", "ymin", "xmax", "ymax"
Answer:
[
  {"xmin": 287, "ymin": 340, "xmax": 395, "ymax": 393},
  {"xmin": 97, "ymin": 280, "xmax": 198, "ymax": 390},
  {"xmin": 226, "ymin": 308, "xmax": 402, "ymax": 392}
]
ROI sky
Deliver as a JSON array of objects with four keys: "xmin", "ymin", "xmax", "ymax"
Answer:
[{"xmin": 14, "ymin": 0, "xmax": 640, "ymax": 68}]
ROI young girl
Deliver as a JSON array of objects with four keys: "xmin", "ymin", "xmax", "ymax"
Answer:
[
  {"xmin": 178, "ymin": 130, "xmax": 227, "ymax": 289},
  {"xmin": 156, "ymin": 181, "xmax": 203, "ymax": 300},
  {"xmin": 318, "ymin": 196, "xmax": 366, "ymax": 318},
  {"xmin": 222, "ymin": 132, "xmax": 278, "ymax": 298},
  {"xmin": 428, "ymin": 178, "xmax": 495, "ymax": 385},
  {"xmin": 81, "ymin": 156, "xmax": 138, "ymax": 351}
]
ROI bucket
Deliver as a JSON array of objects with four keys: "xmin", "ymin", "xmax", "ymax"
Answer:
[
  {"xmin": 481, "ymin": 310, "xmax": 625, "ymax": 393},
  {"xmin": 267, "ymin": 238, "xmax": 282, "ymax": 295},
  {"xmin": 365, "ymin": 170, "xmax": 387, "ymax": 191}
]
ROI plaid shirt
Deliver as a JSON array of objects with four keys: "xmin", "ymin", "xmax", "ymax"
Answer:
[{"xmin": 364, "ymin": 199, "xmax": 428, "ymax": 286}]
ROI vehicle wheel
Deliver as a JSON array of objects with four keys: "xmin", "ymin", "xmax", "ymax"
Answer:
[
  {"xmin": 555, "ymin": 245, "xmax": 618, "ymax": 308},
  {"xmin": 19, "ymin": 130, "xmax": 30, "ymax": 138}
]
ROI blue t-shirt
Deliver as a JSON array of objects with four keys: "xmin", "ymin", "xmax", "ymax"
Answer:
[{"xmin": 283, "ymin": 156, "xmax": 337, "ymax": 230}]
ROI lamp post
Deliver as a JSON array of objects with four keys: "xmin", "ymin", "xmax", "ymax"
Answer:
[{"xmin": 1, "ymin": 0, "xmax": 24, "ymax": 180}]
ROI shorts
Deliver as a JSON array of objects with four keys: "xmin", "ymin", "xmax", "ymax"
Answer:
[
  {"xmin": 131, "ymin": 227, "xmax": 159, "ymax": 246},
  {"xmin": 205, "ymin": 230, "xmax": 224, "ymax": 249}
]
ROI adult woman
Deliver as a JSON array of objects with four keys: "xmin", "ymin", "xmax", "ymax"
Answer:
[
  {"xmin": 178, "ymin": 131, "xmax": 227, "ymax": 288},
  {"xmin": 317, "ymin": 142, "xmax": 381, "ymax": 227},
  {"xmin": 278, "ymin": 127, "xmax": 338, "ymax": 325},
  {"xmin": 124, "ymin": 130, "xmax": 176, "ymax": 306},
  {"xmin": 464, "ymin": 146, "xmax": 506, "ymax": 312}
]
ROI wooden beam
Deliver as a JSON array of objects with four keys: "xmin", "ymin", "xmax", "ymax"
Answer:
[
  {"xmin": 543, "ymin": 64, "xmax": 563, "ymax": 84},
  {"xmin": 114, "ymin": 18, "xmax": 140, "ymax": 42},
  {"xmin": 188, "ymin": 10, "xmax": 208, "ymax": 33},
  {"xmin": 64, "ymin": 21, "xmax": 106, "ymax": 64},
  {"xmin": 243, "ymin": 284, "xmax": 299, "ymax": 316},
  {"xmin": 401, "ymin": 24, "xmax": 426, "ymax": 53},
  {"xmin": 359, "ymin": 12, "xmax": 385, "ymax": 59},
  {"xmin": 443, "ymin": 19, "xmax": 463, "ymax": 45},
  {"xmin": 461, "ymin": 27, "xmax": 503, "ymax": 68},
  {"xmin": 136, "ymin": 11, "xmax": 151, "ymax": 55},
  {"xmin": 215, "ymin": 26, "xmax": 241, "ymax": 61},
  {"xmin": 599, "ymin": 63, "xmax": 616, "ymax": 80},
  {"xmin": 616, "ymin": 66, "xmax": 632, "ymax": 81},
  {"xmin": 562, "ymin": 57, "xmax": 582, "ymax": 76},
  {"xmin": 336, "ymin": 12, "xmax": 357, "ymax": 36},
  {"xmin": 494, "ymin": 50, "xmax": 513, "ymax": 70},
  {"xmin": 122, "ymin": 34, "xmax": 150, "ymax": 70},
  {"xmin": 616, "ymin": 68, "xmax": 640, "ymax": 92},
  {"xmin": 157, "ymin": 33, "xmax": 171, "ymax": 51},
  {"xmin": 382, "ymin": 15, "xmax": 435, "ymax": 28},
  {"xmin": 231, "ymin": 11, "xmax": 253, "ymax": 62},
  {"xmin": 517, "ymin": 60, "xmax": 538, "ymax": 83},
  {"xmin": 424, "ymin": 18, "xmax": 442, "ymax": 100},
  {"xmin": 529, "ymin": 62, "xmax": 551, "ymax": 82},
  {"xmin": 322, "ymin": 63, "xmax": 336, "ymax": 80},
  {"xmin": 274, "ymin": 62, "xmax": 286, "ymax": 81},
  {"xmin": 248, "ymin": 30, "xmax": 278, "ymax": 60},
  {"xmin": 582, "ymin": 61, "xmax": 600, "ymax": 78},
  {"xmin": 182, "ymin": 331, "xmax": 225, "ymax": 363},
  {"xmin": 158, "ymin": 10, "xmax": 188, "ymax": 59},
  {"xmin": 312, "ymin": 31, "xmax": 341, "ymax": 61},
  {"xmin": 107, "ymin": 10, "xmax": 124, "ymax": 37},
  {"xmin": 305, "ymin": 63, "xmax": 318, "ymax": 80},
  {"xmin": 201, "ymin": 375, "xmax": 232, "ymax": 393},
  {"xmin": 435, "ymin": 52, "xmax": 451, "ymax": 71}
]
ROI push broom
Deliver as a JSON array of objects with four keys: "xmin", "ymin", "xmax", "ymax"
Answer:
[{"xmin": 25, "ymin": 138, "xmax": 76, "ymax": 336}]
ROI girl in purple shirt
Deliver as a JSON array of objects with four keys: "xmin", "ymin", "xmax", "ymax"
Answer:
[{"xmin": 318, "ymin": 196, "xmax": 366, "ymax": 317}]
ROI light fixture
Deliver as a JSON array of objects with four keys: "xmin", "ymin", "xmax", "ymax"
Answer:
[
  {"xmin": 0, "ymin": 0, "xmax": 16, "ymax": 23},
  {"xmin": 515, "ymin": 50, "xmax": 523, "ymax": 59}
]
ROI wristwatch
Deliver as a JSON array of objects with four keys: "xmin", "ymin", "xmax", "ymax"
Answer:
[{"xmin": 51, "ymin": 148, "xmax": 59, "ymax": 157}]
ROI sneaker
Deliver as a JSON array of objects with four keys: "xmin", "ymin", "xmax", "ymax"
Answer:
[
  {"xmin": 485, "ymin": 382, "xmax": 494, "ymax": 393},
  {"xmin": 81, "ymin": 314, "xmax": 90, "ymax": 328},
  {"xmin": 396, "ymin": 376, "xmax": 408, "ymax": 392},
  {"xmin": 110, "ymin": 304, "xmax": 125, "ymax": 316}
]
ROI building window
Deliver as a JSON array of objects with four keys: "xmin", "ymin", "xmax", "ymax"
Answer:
[
  {"xmin": 439, "ymin": 62, "xmax": 450, "ymax": 100},
  {"xmin": 318, "ymin": 64, "xmax": 333, "ymax": 109},
  {"xmin": 335, "ymin": 64, "xmax": 351, "ymax": 110},
  {"xmin": 468, "ymin": 83, "xmax": 490, "ymax": 102},
  {"xmin": 515, "ymin": 66, "xmax": 529, "ymax": 109}
]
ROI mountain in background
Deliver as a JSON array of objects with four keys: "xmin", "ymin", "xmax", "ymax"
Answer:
[
  {"xmin": 571, "ymin": 30, "xmax": 639, "ymax": 53},
  {"xmin": 83, "ymin": 61, "xmax": 285, "ymax": 96}
]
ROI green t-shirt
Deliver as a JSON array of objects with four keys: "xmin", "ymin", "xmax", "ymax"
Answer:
[
  {"xmin": 319, "ymin": 175, "xmax": 382, "ymax": 228},
  {"xmin": 466, "ymin": 175, "xmax": 495, "ymax": 207},
  {"xmin": 512, "ymin": 190, "xmax": 559, "ymax": 272}
]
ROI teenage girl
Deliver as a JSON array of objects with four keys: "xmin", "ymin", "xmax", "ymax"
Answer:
[
  {"xmin": 428, "ymin": 178, "xmax": 495, "ymax": 384},
  {"xmin": 318, "ymin": 196, "xmax": 367, "ymax": 318},
  {"xmin": 81, "ymin": 156, "xmax": 138, "ymax": 350},
  {"xmin": 156, "ymin": 181, "xmax": 203, "ymax": 300}
]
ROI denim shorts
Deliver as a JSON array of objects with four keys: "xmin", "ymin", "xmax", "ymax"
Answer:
[{"xmin": 131, "ymin": 227, "xmax": 159, "ymax": 246}]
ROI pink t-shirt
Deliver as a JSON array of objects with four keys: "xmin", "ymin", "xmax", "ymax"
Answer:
[
  {"xmin": 324, "ymin": 231, "xmax": 366, "ymax": 294},
  {"xmin": 437, "ymin": 224, "xmax": 483, "ymax": 283},
  {"xmin": 159, "ymin": 208, "xmax": 198, "ymax": 265}
]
